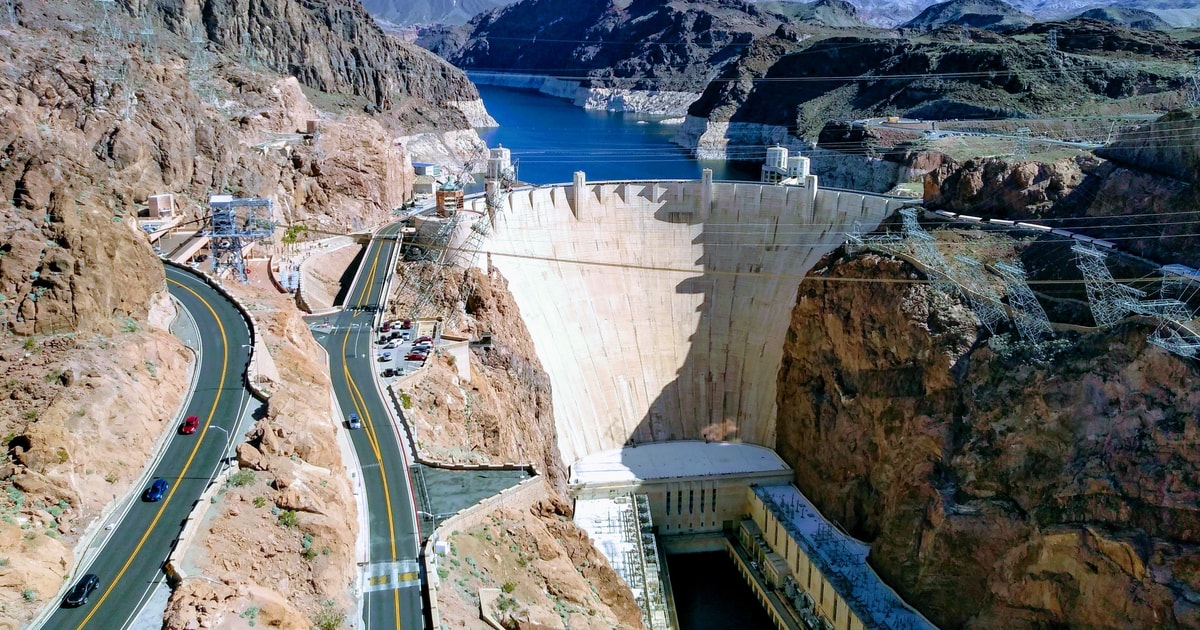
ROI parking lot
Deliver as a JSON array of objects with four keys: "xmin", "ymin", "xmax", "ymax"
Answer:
[{"xmin": 374, "ymin": 319, "xmax": 436, "ymax": 382}]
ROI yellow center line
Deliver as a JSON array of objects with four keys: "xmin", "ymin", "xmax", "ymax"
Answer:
[
  {"xmin": 339, "ymin": 236, "xmax": 403, "ymax": 628},
  {"xmin": 77, "ymin": 276, "xmax": 232, "ymax": 629}
]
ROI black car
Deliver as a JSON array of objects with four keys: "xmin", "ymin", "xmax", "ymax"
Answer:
[{"xmin": 63, "ymin": 574, "xmax": 99, "ymax": 607}]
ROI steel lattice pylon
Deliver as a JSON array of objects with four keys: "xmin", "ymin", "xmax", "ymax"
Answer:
[
  {"xmin": 953, "ymin": 255, "xmax": 1008, "ymax": 334},
  {"xmin": 203, "ymin": 195, "xmax": 275, "ymax": 283},
  {"xmin": 994, "ymin": 260, "xmax": 1054, "ymax": 341},
  {"xmin": 1072, "ymin": 243, "xmax": 1140, "ymax": 327},
  {"xmin": 900, "ymin": 208, "xmax": 960, "ymax": 296}
]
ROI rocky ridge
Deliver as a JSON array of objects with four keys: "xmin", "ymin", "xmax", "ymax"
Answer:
[
  {"xmin": 419, "ymin": 0, "xmax": 785, "ymax": 114},
  {"xmin": 677, "ymin": 19, "xmax": 1187, "ymax": 158},
  {"xmin": 148, "ymin": 0, "xmax": 486, "ymax": 133},
  {"xmin": 776, "ymin": 250, "xmax": 1200, "ymax": 628},
  {"xmin": 901, "ymin": 0, "xmax": 1035, "ymax": 31},
  {"xmin": 923, "ymin": 110, "xmax": 1200, "ymax": 265}
]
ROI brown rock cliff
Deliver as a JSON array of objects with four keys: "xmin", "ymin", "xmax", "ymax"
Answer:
[{"xmin": 776, "ymin": 251, "xmax": 1200, "ymax": 628}]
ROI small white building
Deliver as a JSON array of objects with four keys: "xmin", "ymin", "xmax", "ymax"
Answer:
[{"xmin": 761, "ymin": 146, "xmax": 812, "ymax": 185}]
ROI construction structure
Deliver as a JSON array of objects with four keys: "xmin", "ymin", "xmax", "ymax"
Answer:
[
  {"xmin": 202, "ymin": 195, "xmax": 275, "ymax": 283},
  {"xmin": 1073, "ymin": 243, "xmax": 1200, "ymax": 357},
  {"xmin": 573, "ymin": 495, "xmax": 673, "ymax": 629}
]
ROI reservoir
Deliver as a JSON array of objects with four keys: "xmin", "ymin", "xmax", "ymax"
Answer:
[{"xmin": 476, "ymin": 85, "xmax": 758, "ymax": 185}]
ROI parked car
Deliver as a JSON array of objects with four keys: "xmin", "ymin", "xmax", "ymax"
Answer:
[
  {"xmin": 347, "ymin": 413, "xmax": 362, "ymax": 430},
  {"xmin": 381, "ymin": 368, "xmax": 397, "ymax": 378},
  {"xmin": 143, "ymin": 478, "xmax": 168, "ymax": 502},
  {"xmin": 180, "ymin": 415, "xmax": 199, "ymax": 435},
  {"xmin": 62, "ymin": 574, "xmax": 99, "ymax": 607},
  {"xmin": 400, "ymin": 332, "xmax": 411, "ymax": 341},
  {"xmin": 380, "ymin": 322, "xmax": 391, "ymax": 333},
  {"xmin": 405, "ymin": 351, "xmax": 428, "ymax": 361},
  {"xmin": 383, "ymin": 342, "xmax": 397, "ymax": 350},
  {"xmin": 378, "ymin": 352, "xmax": 392, "ymax": 362},
  {"xmin": 415, "ymin": 336, "xmax": 433, "ymax": 345},
  {"xmin": 400, "ymin": 319, "xmax": 412, "ymax": 329}
]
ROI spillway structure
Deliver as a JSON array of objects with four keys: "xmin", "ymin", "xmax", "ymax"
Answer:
[{"xmin": 466, "ymin": 171, "xmax": 908, "ymax": 466}]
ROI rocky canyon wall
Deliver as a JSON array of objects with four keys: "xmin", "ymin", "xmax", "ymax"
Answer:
[{"xmin": 776, "ymin": 251, "xmax": 1200, "ymax": 628}]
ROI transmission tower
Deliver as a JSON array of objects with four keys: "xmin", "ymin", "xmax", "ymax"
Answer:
[
  {"xmin": 952, "ymin": 255, "xmax": 1008, "ymax": 334},
  {"xmin": 960, "ymin": 26, "xmax": 970, "ymax": 45},
  {"xmin": 202, "ymin": 195, "xmax": 276, "ymax": 283},
  {"xmin": 189, "ymin": 25, "xmax": 216, "ymax": 105},
  {"xmin": 1046, "ymin": 28, "xmax": 1058, "ymax": 53},
  {"xmin": 993, "ymin": 260, "xmax": 1053, "ymax": 341},
  {"xmin": 5, "ymin": 0, "xmax": 15, "ymax": 27},
  {"xmin": 1013, "ymin": 127, "xmax": 1031, "ymax": 161},
  {"xmin": 1072, "ymin": 243, "xmax": 1140, "ymax": 328},
  {"xmin": 899, "ymin": 208, "xmax": 960, "ymax": 297},
  {"xmin": 1187, "ymin": 61, "xmax": 1200, "ymax": 109},
  {"xmin": 138, "ymin": 11, "xmax": 156, "ymax": 63}
]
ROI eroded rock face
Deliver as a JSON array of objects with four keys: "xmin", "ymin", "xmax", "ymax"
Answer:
[
  {"xmin": 776, "ymin": 252, "xmax": 1200, "ymax": 628},
  {"xmin": 924, "ymin": 154, "xmax": 1094, "ymax": 216},
  {"xmin": 148, "ymin": 0, "xmax": 478, "ymax": 132}
]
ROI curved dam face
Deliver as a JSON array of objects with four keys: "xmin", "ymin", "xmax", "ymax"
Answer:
[{"xmin": 471, "ymin": 176, "xmax": 906, "ymax": 465}]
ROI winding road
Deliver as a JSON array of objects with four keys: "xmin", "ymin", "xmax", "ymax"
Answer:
[
  {"xmin": 309, "ymin": 221, "xmax": 424, "ymax": 629},
  {"xmin": 42, "ymin": 265, "xmax": 254, "ymax": 630}
]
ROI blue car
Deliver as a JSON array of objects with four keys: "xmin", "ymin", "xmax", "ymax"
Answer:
[{"xmin": 143, "ymin": 478, "xmax": 168, "ymax": 502}]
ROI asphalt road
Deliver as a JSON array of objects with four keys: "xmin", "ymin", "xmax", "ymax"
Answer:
[
  {"xmin": 42, "ymin": 265, "xmax": 253, "ymax": 629},
  {"xmin": 312, "ymin": 222, "xmax": 424, "ymax": 630}
]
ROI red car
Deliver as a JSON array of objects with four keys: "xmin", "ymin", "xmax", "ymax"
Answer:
[
  {"xmin": 180, "ymin": 415, "xmax": 199, "ymax": 435},
  {"xmin": 415, "ymin": 336, "xmax": 433, "ymax": 345},
  {"xmin": 405, "ymin": 351, "xmax": 428, "ymax": 361}
]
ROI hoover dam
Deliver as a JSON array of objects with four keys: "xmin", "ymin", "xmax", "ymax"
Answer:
[{"xmin": 464, "ymin": 171, "xmax": 910, "ymax": 465}]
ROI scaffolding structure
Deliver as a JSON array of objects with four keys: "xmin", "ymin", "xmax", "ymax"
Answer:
[
  {"xmin": 862, "ymin": 209, "xmax": 1056, "ymax": 348},
  {"xmin": 993, "ymin": 260, "xmax": 1054, "ymax": 341},
  {"xmin": 1074, "ymin": 243, "xmax": 1200, "ymax": 356},
  {"xmin": 202, "ymin": 195, "xmax": 275, "ymax": 283},
  {"xmin": 573, "ymin": 495, "xmax": 672, "ymax": 629},
  {"xmin": 953, "ymin": 255, "xmax": 1008, "ymax": 334},
  {"xmin": 1072, "ymin": 243, "xmax": 1140, "ymax": 327}
]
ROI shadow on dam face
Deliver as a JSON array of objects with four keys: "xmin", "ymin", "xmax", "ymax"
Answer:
[{"xmin": 477, "ymin": 177, "xmax": 907, "ymax": 467}]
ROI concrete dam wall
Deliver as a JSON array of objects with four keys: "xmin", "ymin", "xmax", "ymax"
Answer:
[{"xmin": 471, "ymin": 177, "xmax": 908, "ymax": 465}]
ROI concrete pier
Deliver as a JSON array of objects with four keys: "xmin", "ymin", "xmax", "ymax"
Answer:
[{"xmin": 474, "ymin": 177, "xmax": 907, "ymax": 465}]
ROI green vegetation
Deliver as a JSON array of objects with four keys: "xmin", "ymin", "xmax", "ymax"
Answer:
[
  {"xmin": 253, "ymin": 496, "xmax": 267, "ymax": 508},
  {"xmin": 21, "ymin": 589, "xmax": 35, "ymax": 602},
  {"xmin": 240, "ymin": 605, "xmax": 260, "ymax": 627},
  {"xmin": 312, "ymin": 599, "xmax": 345, "ymax": 630},
  {"xmin": 399, "ymin": 393, "xmax": 412, "ymax": 409},
  {"xmin": 22, "ymin": 337, "xmax": 36, "ymax": 351},
  {"xmin": 228, "ymin": 469, "xmax": 256, "ymax": 487},
  {"xmin": 437, "ymin": 566, "xmax": 449, "ymax": 580},
  {"xmin": 277, "ymin": 510, "xmax": 299, "ymax": 528},
  {"xmin": 501, "ymin": 581, "xmax": 516, "ymax": 594}
]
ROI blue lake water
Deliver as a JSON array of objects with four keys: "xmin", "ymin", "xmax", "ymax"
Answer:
[{"xmin": 475, "ymin": 85, "xmax": 758, "ymax": 185}]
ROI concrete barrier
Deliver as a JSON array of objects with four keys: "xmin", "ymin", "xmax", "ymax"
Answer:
[
  {"xmin": 163, "ymin": 260, "xmax": 270, "ymax": 402},
  {"xmin": 163, "ymin": 463, "xmax": 236, "ymax": 583}
]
